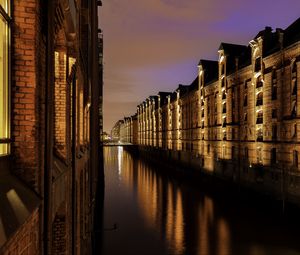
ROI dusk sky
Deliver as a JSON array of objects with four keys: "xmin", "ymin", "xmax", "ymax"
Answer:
[{"xmin": 100, "ymin": 0, "xmax": 300, "ymax": 132}]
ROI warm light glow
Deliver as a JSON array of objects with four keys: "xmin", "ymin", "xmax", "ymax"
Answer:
[
  {"xmin": 6, "ymin": 189, "xmax": 30, "ymax": 224},
  {"xmin": 0, "ymin": 7, "xmax": 10, "ymax": 155},
  {"xmin": 254, "ymin": 72, "xmax": 261, "ymax": 78}
]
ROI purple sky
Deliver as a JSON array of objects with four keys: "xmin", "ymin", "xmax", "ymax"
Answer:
[{"xmin": 100, "ymin": 0, "xmax": 300, "ymax": 132}]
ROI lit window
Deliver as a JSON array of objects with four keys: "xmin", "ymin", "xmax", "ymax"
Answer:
[{"xmin": 0, "ymin": 0, "xmax": 10, "ymax": 156}]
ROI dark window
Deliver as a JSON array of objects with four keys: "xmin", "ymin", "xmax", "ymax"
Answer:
[
  {"xmin": 256, "ymin": 111, "xmax": 263, "ymax": 124},
  {"xmin": 231, "ymin": 146, "xmax": 235, "ymax": 160},
  {"xmin": 255, "ymin": 57, "xmax": 261, "ymax": 72},
  {"xmin": 256, "ymin": 92, "xmax": 263, "ymax": 106},
  {"xmin": 244, "ymin": 147, "xmax": 248, "ymax": 159},
  {"xmin": 293, "ymin": 150, "xmax": 298, "ymax": 168},
  {"xmin": 244, "ymin": 94, "xmax": 247, "ymax": 107},
  {"xmin": 256, "ymin": 76, "xmax": 263, "ymax": 88},
  {"xmin": 272, "ymin": 109, "xmax": 277, "ymax": 119},
  {"xmin": 222, "ymin": 103, "xmax": 226, "ymax": 113},
  {"xmin": 272, "ymin": 125, "xmax": 277, "ymax": 140},
  {"xmin": 222, "ymin": 91, "xmax": 226, "ymax": 99},
  {"xmin": 291, "ymin": 100, "xmax": 297, "ymax": 117},
  {"xmin": 271, "ymin": 148, "xmax": 277, "ymax": 165},
  {"xmin": 207, "ymin": 144, "xmax": 210, "ymax": 154},
  {"xmin": 244, "ymin": 113, "xmax": 248, "ymax": 122}
]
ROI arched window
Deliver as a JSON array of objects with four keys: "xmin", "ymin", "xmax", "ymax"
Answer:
[
  {"xmin": 256, "ymin": 92, "xmax": 263, "ymax": 106},
  {"xmin": 256, "ymin": 111, "xmax": 263, "ymax": 124},
  {"xmin": 256, "ymin": 75, "xmax": 263, "ymax": 88},
  {"xmin": 0, "ymin": 0, "xmax": 10, "ymax": 156}
]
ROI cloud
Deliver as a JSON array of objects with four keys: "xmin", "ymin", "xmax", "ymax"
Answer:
[{"xmin": 100, "ymin": 0, "xmax": 300, "ymax": 131}]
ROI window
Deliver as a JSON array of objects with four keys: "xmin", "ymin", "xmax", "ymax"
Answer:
[
  {"xmin": 256, "ymin": 92, "xmax": 263, "ymax": 106},
  {"xmin": 244, "ymin": 113, "xmax": 247, "ymax": 122},
  {"xmin": 0, "ymin": 0, "xmax": 10, "ymax": 156},
  {"xmin": 207, "ymin": 144, "xmax": 210, "ymax": 154},
  {"xmin": 222, "ymin": 103, "xmax": 226, "ymax": 113},
  {"xmin": 244, "ymin": 147, "xmax": 248, "ymax": 159},
  {"xmin": 256, "ymin": 111, "xmax": 263, "ymax": 124},
  {"xmin": 272, "ymin": 125, "xmax": 277, "ymax": 141},
  {"xmin": 271, "ymin": 148, "xmax": 277, "ymax": 165},
  {"xmin": 256, "ymin": 75, "xmax": 263, "ymax": 88},
  {"xmin": 231, "ymin": 146, "xmax": 236, "ymax": 160},
  {"xmin": 272, "ymin": 109, "xmax": 277, "ymax": 119},
  {"xmin": 293, "ymin": 150, "xmax": 298, "ymax": 168},
  {"xmin": 255, "ymin": 57, "xmax": 261, "ymax": 72},
  {"xmin": 244, "ymin": 94, "xmax": 247, "ymax": 107}
]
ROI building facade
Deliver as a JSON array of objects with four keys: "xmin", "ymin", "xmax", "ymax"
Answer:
[
  {"xmin": 122, "ymin": 18, "xmax": 300, "ymax": 205},
  {"xmin": 0, "ymin": 0, "xmax": 103, "ymax": 254}
]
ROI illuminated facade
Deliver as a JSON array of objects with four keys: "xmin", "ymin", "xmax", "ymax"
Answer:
[
  {"xmin": 0, "ymin": 0, "xmax": 102, "ymax": 254},
  {"xmin": 123, "ymin": 18, "xmax": 300, "ymax": 204}
]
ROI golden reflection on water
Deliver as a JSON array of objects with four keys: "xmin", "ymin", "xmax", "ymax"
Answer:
[
  {"xmin": 116, "ymin": 148, "xmax": 233, "ymax": 255},
  {"xmin": 103, "ymin": 147, "xmax": 300, "ymax": 255}
]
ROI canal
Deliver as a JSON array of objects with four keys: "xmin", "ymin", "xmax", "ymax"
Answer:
[{"xmin": 101, "ymin": 146, "xmax": 300, "ymax": 255}]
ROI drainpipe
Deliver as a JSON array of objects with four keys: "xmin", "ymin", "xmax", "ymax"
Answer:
[{"xmin": 44, "ymin": 1, "xmax": 55, "ymax": 254}]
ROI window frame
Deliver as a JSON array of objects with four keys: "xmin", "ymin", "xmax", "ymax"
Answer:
[{"xmin": 0, "ymin": 1, "xmax": 11, "ymax": 157}]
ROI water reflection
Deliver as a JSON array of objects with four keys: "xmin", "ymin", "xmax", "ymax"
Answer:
[{"xmin": 102, "ymin": 147, "xmax": 300, "ymax": 255}]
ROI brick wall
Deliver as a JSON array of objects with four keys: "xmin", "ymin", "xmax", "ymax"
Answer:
[
  {"xmin": 52, "ymin": 214, "xmax": 66, "ymax": 255},
  {"xmin": 11, "ymin": 0, "xmax": 46, "ymax": 191},
  {"xmin": 2, "ymin": 209, "xmax": 39, "ymax": 255},
  {"xmin": 54, "ymin": 51, "xmax": 67, "ymax": 158}
]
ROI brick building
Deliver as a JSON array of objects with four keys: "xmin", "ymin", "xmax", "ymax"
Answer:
[
  {"xmin": 123, "ymin": 17, "xmax": 300, "ymax": 205},
  {"xmin": 0, "ymin": 0, "xmax": 103, "ymax": 254}
]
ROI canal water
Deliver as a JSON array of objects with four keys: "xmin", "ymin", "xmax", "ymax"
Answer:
[{"xmin": 101, "ymin": 146, "xmax": 300, "ymax": 255}]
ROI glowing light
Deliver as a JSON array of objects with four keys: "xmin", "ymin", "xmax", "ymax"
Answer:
[{"xmin": 6, "ymin": 189, "xmax": 29, "ymax": 224}]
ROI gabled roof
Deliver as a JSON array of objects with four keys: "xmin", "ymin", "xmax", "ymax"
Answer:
[
  {"xmin": 189, "ymin": 76, "xmax": 199, "ymax": 91},
  {"xmin": 218, "ymin": 43, "xmax": 248, "ymax": 56},
  {"xmin": 198, "ymin": 59, "xmax": 218, "ymax": 85},
  {"xmin": 158, "ymin": 92, "xmax": 172, "ymax": 106},
  {"xmin": 219, "ymin": 43, "xmax": 250, "ymax": 74},
  {"xmin": 284, "ymin": 17, "xmax": 300, "ymax": 47}
]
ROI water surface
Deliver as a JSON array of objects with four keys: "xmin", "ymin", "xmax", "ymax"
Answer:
[{"xmin": 101, "ymin": 146, "xmax": 300, "ymax": 255}]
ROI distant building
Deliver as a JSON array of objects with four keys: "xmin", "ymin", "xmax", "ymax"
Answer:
[{"xmin": 124, "ymin": 17, "xmax": 300, "ymax": 205}]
